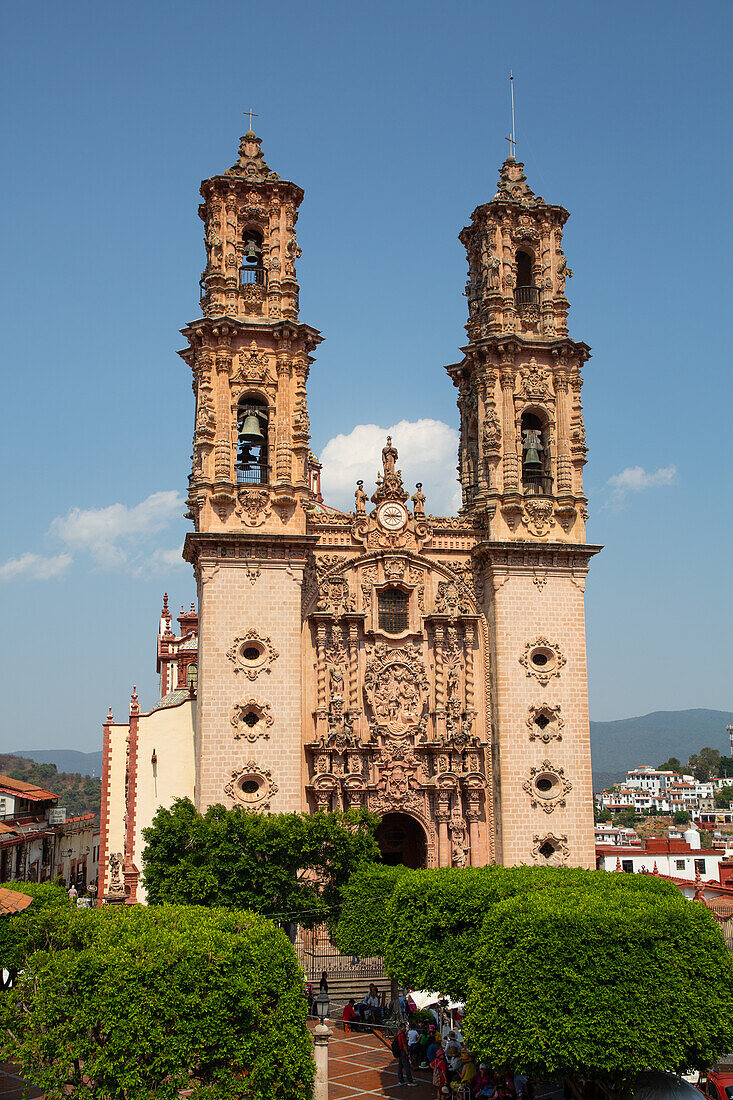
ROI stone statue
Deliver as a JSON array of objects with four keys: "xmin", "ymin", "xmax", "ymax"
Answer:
[
  {"xmin": 355, "ymin": 480, "xmax": 367, "ymax": 515},
  {"xmin": 382, "ymin": 436, "xmax": 398, "ymax": 476},
  {"xmin": 411, "ymin": 483, "xmax": 426, "ymax": 517},
  {"xmin": 107, "ymin": 852, "xmax": 125, "ymax": 895},
  {"xmin": 449, "ymin": 817, "xmax": 469, "ymax": 868}
]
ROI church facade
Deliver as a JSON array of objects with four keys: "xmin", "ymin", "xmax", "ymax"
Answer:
[{"xmin": 98, "ymin": 132, "xmax": 600, "ymax": 901}]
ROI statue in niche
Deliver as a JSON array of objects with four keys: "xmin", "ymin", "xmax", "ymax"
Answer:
[
  {"xmin": 355, "ymin": 480, "xmax": 367, "ymax": 515},
  {"xmin": 449, "ymin": 816, "xmax": 469, "ymax": 868},
  {"xmin": 382, "ymin": 436, "xmax": 398, "ymax": 475},
  {"xmin": 328, "ymin": 663, "xmax": 345, "ymax": 700}
]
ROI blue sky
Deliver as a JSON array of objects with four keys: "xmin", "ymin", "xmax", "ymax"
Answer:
[{"xmin": 1, "ymin": 0, "xmax": 731, "ymax": 752}]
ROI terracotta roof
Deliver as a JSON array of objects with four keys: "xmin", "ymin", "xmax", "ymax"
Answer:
[
  {"xmin": 0, "ymin": 888, "xmax": 33, "ymax": 915},
  {"xmin": 0, "ymin": 775, "xmax": 57, "ymax": 801}
]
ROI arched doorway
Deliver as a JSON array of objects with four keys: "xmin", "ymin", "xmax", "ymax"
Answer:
[{"xmin": 376, "ymin": 813, "xmax": 427, "ymax": 869}]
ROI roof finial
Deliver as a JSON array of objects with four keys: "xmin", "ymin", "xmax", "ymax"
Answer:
[
  {"xmin": 505, "ymin": 71, "xmax": 517, "ymax": 161},
  {"xmin": 243, "ymin": 107, "xmax": 259, "ymax": 136}
]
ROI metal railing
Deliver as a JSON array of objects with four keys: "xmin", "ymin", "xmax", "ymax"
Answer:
[
  {"xmin": 523, "ymin": 471, "xmax": 554, "ymax": 496},
  {"xmin": 514, "ymin": 284, "xmax": 540, "ymax": 308},
  {"xmin": 237, "ymin": 464, "xmax": 270, "ymax": 486},
  {"xmin": 240, "ymin": 266, "xmax": 267, "ymax": 288}
]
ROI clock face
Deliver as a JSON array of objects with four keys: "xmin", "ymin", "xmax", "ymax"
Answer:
[{"xmin": 378, "ymin": 502, "xmax": 407, "ymax": 531}]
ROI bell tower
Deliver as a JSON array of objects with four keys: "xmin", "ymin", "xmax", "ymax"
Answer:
[
  {"xmin": 451, "ymin": 156, "xmax": 589, "ymax": 541},
  {"xmin": 180, "ymin": 131, "xmax": 321, "ymax": 813},
  {"xmin": 447, "ymin": 157, "xmax": 600, "ymax": 867}
]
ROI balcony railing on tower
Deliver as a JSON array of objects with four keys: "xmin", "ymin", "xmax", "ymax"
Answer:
[
  {"xmin": 523, "ymin": 471, "xmax": 554, "ymax": 496},
  {"xmin": 240, "ymin": 266, "xmax": 267, "ymax": 288},
  {"xmin": 514, "ymin": 285, "xmax": 540, "ymax": 309},
  {"xmin": 237, "ymin": 463, "xmax": 270, "ymax": 486}
]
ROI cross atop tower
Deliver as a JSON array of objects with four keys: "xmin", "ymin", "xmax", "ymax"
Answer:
[{"xmin": 243, "ymin": 107, "xmax": 259, "ymax": 134}]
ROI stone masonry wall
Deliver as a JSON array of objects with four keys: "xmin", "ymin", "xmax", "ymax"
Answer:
[
  {"xmin": 489, "ymin": 567, "xmax": 595, "ymax": 868},
  {"xmin": 196, "ymin": 558, "xmax": 306, "ymax": 813}
]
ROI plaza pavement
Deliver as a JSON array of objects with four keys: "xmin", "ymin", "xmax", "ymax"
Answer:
[{"xmin": 323, "ymin": 1024, "xmax": 435, "ymax": 1099}]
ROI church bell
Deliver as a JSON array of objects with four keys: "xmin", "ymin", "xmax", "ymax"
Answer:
[
  {"xmin": 243, "ymin": 240, "xmax": 260, "ymax": 264},
  {"xmin": 240, "ymin": 413, "xmax": 264, "ymax": 444}
]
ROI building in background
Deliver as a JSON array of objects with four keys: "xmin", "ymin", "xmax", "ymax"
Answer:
[
  {"xmin": 0, "ymin": 776, "xmax": 99, "ymax": 888},
  {"xmin": 100, "ymin": 131, "xmax": 601, "ymax": 901}
]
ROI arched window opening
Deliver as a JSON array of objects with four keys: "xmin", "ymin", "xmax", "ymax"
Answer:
[
  {"xmin": 237, "ymin": 397, "xmax": 269, "ymax": 485},
  {"xmin": 521, "ymin": 411, "xmax": 552, "ymax": 496},
  {"xmin": 240, "ymin": 229, "xmax": 266, "ymax": 287},
  {"xmin": 515, "ymin": 249, "xmax": 539, "ymax": 309},
  {"xmin": 378, "ymin": 588, "xmax": 409, "ymax": 635},
  {"xmin": 186, "ymin": 663, "xmax": 198, "ymax": 693}
]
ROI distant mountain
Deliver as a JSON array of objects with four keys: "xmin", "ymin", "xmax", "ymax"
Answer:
[
  {"xmin": 0, "ymin": 753, "xmax": 101, "ymax": 819},
  {"xmin": 590, "ymin": 708, "xmax": 732, "ymax": 791},
  {"xmin": 12, "ymin": 711, "xmax": 733, "ymax": 800},
  {"xmin": 10, "ymin": 749, "xmax": 103, "ymax": 778}
]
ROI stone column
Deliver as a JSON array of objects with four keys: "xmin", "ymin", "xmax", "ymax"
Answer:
[
  {"xmin": 435, "ymin": 801, "xmax": 451, "ymax": 867},
  {"xmin": 313, "ymin": 1023, "xmax": 331, "ymax": 1100},
  {"xmin": 275, "ymin": 355, "xmax": 292, "ymax": 483},
  {"xmin": 315, "ymin": 621, "xmax": 328, "ymax": 740},
  {"xmin": 433, "ymin": 622, "xmax": 446, "ymax": 740},
  {"xmin": 555, "ymin": 373, "xmax": 573, "ymax": 494},
  {"xmin": 500, "ymin": 368, "xmax": 518, "ymax": 492},
  {"xmin": 466, "ymin": 793, "xmax": 482, "ymax": 866}
]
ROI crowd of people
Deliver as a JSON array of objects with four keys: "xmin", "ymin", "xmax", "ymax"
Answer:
[{"xmin": 394, "ymin": 1022, "xmax": 531, "ymax": 1098}]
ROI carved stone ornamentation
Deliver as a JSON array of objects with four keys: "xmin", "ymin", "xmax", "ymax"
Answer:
[
  {"xmin": 224, "ymin": 761, "xmax": 278, "ymax": 809},
  {"xmin": 519, "ymin": 358, "xmax": 551, "ymax": 399},
  {"xmin": 531, "ymin": 832, "xmax": 569, "ymax": 863},
  {"xmin": 360, "ymin": 565, "xmax": 377, "ymax": 610},
  {"xmin": 519, "ymin": 637, "xmax": 566, "ymax": 686},
  {"xmin": 526, "ymin": 703, "xmax": 564, "ymax": 743},
  {"xmin": 374, "ymin": 743, "xmax": 421, "ymax": 803},
  {"xmin": 522, "ymin": 498, "xmax": 555, "ymax": 537},
  {"xmin": 363, "ymin": 643, "xmax": 429, "ymax": 741},
  {"xmin": 482, "ymin": 412, "xmax": 502, "ymax": 454},
  {"xmin": 232, "ymin": 341, "xmax": 272, "ymax": 384},
  {"xmin": 449, "ymin": 814, "xmax": 469, "ymax": 867},
  {"xmin": 107, "ymin": 852, "xmax": 125, "ymax": 896},
  {"xmin": 236, "ymin": 489, "xmax": 271, "ymax": 527},
  {"xmin": 231, "ymin": 698, "xmax": 273, "ymax": 742},
  {"xmin": 227, "ymin": 630, "xmax": 279, "ymax": 679},
  {"xmin": 522, "ymin": 759, "xmax": 572, "ymax": 813},
  {"xmin": 316, "ymin": 575, "xmax": 356, "ymax": 616},
  {"xmin": 434, "ymin": 580, "xmax": 469, "ymax": 617}
]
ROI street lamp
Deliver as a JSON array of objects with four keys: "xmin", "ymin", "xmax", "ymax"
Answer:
[{"xmin": 313, "ymin": 993, "xmax": 331, "ymax": 1100}]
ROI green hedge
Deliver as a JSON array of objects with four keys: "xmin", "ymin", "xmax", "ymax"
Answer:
[
  {"xmin": 464, "ymin": 888, "xmax": 733, "ymax": 1081},
  {"xmin": 0, "ymin": 903, "xmax": 313, "ymax": 1100}
]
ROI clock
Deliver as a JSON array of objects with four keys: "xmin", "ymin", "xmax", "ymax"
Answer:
[{"xmin": 377, "ymin": 502, "xmax": 408, "ymax": 531}]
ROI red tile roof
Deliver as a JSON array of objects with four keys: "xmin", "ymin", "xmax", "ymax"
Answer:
[{"xmin": 0, "ymin": 774, "xmax": 57, "ymax": 801}]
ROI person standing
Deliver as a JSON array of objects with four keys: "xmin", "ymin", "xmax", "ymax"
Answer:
[{"xmin": 396, "ymin": 1024, "xmax": 416, "ymax": 1086}]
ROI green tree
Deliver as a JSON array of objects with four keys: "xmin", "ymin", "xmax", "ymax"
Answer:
[
  {"xmin": 674, "ymin": 810, "xmax": 691, "ymax": 825},
  {"xmin": 719, "ymin": 756, "xmax": 733, "ymax": 779},
  {"xmin": 715, "ymin": 785, "xmax": 733, "ymax": 808},
  {"xmin": 613, "ymin": 808, "xmax": 638, "ymax": 827},
  {"xmin": 142, "ymin": 798, "xmax": 380, "ymax": 926},
  {"xmin": 332, "ymin": 863, "xmax": 411, "ymax": 956},
  {"xmin": 689, "ymin": 748, "xmax": 721, "ymax": 782},
  {"xmin": 463, "ymin": 886, "xmax": 733, "ymax": 1086},
  {"xmin": 336, "ymin": 865, "xmax": 678, "ymax": 1002},
  {"xmin": 658, "ymin": 757, "xmax": 684, "ymax": 773},
  {"xmin": 0, "ymin": 903, "xmax": 313, "ymax": 1100}
]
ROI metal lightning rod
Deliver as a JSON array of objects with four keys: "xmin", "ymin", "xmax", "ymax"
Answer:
[{"xmin": 509, "ymin": 72, "xmax": 516, "ymax": 159}]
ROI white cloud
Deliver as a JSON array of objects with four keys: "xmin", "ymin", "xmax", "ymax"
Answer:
[
  {"xmin": 319, "ymin": 419, "xmax": 461, "ymax": 515},
  {"xmin": 131, "ymin": 546, "xmax": 187, "ymax": 578},
  {"xmin": 50, "ymin": 491, "xmax": 186, "ymax": 569},
  {"xmin": 0, "ymin": 552, "xmax": 73, "ymax": 582},
  {"xmin": 604, "ymin": 465, "xmax": 678, "ymax": 511}
]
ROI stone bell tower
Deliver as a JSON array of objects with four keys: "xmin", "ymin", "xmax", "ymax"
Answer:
[
  {"xmin": 447, "ymin": 157, "xmax": 600, "ymax": 867},
  {"xmin": 180, "ymin": 130, "xmax": 321, "ymax": 813}
]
